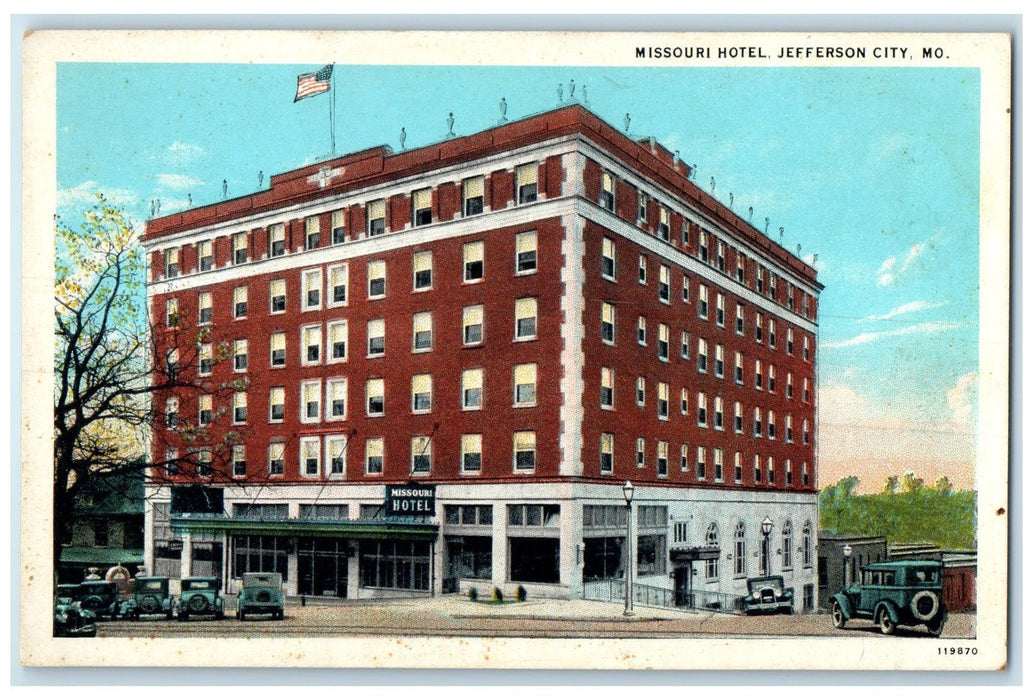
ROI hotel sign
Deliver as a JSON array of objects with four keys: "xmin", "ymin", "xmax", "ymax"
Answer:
[{"xmin": 384, "ymin": 484, "xmax": 436, "ymax": 516}]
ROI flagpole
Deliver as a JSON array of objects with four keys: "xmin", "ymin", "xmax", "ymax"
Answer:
[{"xmin": 330, "ymin": 69, "xmax": 336, "ymax": 156}]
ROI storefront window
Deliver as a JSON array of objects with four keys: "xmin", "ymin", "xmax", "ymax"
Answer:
[
  {"xmin": 360, "ymin": 540, "xmax": 431, "ymax": 590},
  {"xmin": 509, "ymin": 537, "xmax": 560, "ymax": 584},
  {"xmin": 232, "ymin": 535, "xmax": 288, "ymax": 580}
]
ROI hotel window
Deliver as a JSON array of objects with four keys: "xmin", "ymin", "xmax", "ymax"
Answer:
[
  {"xmin": 766, "ymin": 457, "xmax": 775, "ymax": 484},
  {"xmin": 638, "ymin": 255, "xmax": 647, "ymax": 284},
  {"xmin": 734, "ymin": 522, "xmax": 746, "ymax": 575},
  {"xmin": 680, "ymin": 388, "xmax": 689, "ymax": 415},
  {"xmin": 411, "ymin": 373, "xmax": 433, "ymax": 413},
  {"xmin": 734, "ymin": 452, "xmax": 743, "ymax": 484},
  {"xmin": 803, "ymin": 378, "xmax": 811, "ymax": 403},
  {"xmin": 366, "ymin": 199, "xmax": 386, "ymax": 236},
  {"xmin": 165, "ymin": 396, "xmax": 179, "ymax": 428},
  {"xmin": 802, "ymin": 522, "xmax": 813, "ymax": 566},
  {"xmin": 332, "ymin": 209, "xmax": 346, "ymax": 244},
  {"xmin": 463, "ymin": 305, "xmax": 484, "ymax": 345},
  {"xmin": 658, "ymin": 265, "xmax": 671, "ymax": 303},
  {"xmin": 636, "ymin": 438, "xmax": 645, "ymax": 468},
  {"xmin": 327, "ymin": 378, "xmax": 347, "ymax": 420},
  {"xmin": 302, "ymin": 324, "xmax": 321, "ymax": 364},
  {"xmin": 637, "ymin": 191, "xmax": 648, "ymax": 222},
  {"xmin": 164, "ymin": 248, "xmax": 180, "ymax": 278},
  {"xmin": 198, "ymin": 292, "xmax": 212, "ymax": 325},
  {"xmin": 268, "ymin": 443, "xmax": 285, "ymax": 476},
  {"xmin": 768, "ymin": 410, "xmax": 776, "ymax": 440},
  {"xmin": 197, "ymin": 394, "xmax": 212, "ymax": 426},
  {"xmin": 782, "ymin": 521, "xmax": 793, "ymax": 569},
  {"xmin": 269, "ymin": 223, "xmax": 286, "ymax": 257},
  {"xmin": 716, "ymin": 240, "xmax": 726, "ymax": 272},
  {"xmin": 636, "ymin": 377, "xmax": 646, "ymax": 407},
  {"xmin": 657, "ymin": 382, "xmax": 669, "ymax": 420},
  {"xmin": 326, "ymin": 436, "xmax": 346, "ymax": 477},
  {"xmin": 301, "ymin": 437, "xmax": 321, "ymax": 477},
  {"xmin": 600, "ymin": 367, "xmax": 615, "ymax": 409},
  {"xmin": 232, "ymin": 391, "xmax": 247, "ymax": 424},
  {"xmin": 637, "ymin": 316, "xmax": 647, "ymax": 346},
  {"xmin": 716, "ymin": 293, "xmax": 725, "ymax": 327},
  {"xmin": 682, "ymin": 275, "xmax": 690, "ymax": 303},
  {"xmin": 802, "ymin": 462, "xmax": 810, "ymax": 487},
  {"xmin": 706, "ymin": 524, "xmax": 719, "ymax": 579},
  {"xmin": 198, "ymin": 240, "xmax": 213, "ymax": 271},
  {"xmin": 698, "ymin": 284, "xmax": 709, "ymax": 319},
  {"xmin": 412, "ymin": 311, "xmax": 433, "ymax": 352},
  {"xmin": 600, "ymin": 172, "xmax": 616, "ymax": 211},
  {"xmin": 407, "ymin": 189, "xmax": 433, "ymax": 230},
  {"xmin": 714, "ymin": 396, "xmax": 724, "ymax": 430},
  {"xmin": 305, "ymin": 215, "xmax": 320, "ymax": 249},
  {"xmin": 736, "ymin": 303, "xmax": 745, "ymax": 335},
  {"xmin": 658, "ymin": 207, "xmax": 670, "ymax": 241},
  {"xmin": 463, "ymin": 241, "xmax": 484, "ymax": 282},
  {"xmin": 165, "ymin": 298, "xmax": 179, "ymax": 328},
  {"xmin": 657, "ymin": 441, "xmax": 669, "ymax": 477},
  {"xmin": 411, "ymin": 436, "xmax": 432, "ymax": 474},
  {"xmin": 323, "ymin": 264, "xmax": 347, "ymax": 307},
  {"xmin": 736, "ymin": 253, "xmax": 745, "ymax": 283},
  {"xmin": 804, "ymin": 336, "xmax": 811, "ymax": 361},
  {"xmin": 734, "ymin": 401, "xmax": 743, "ymax": 434},
  {"xmin": 302, "ymin": 269, "xmax": 321, "ymax": 310},
  {"xmin": 769, "ymin": 273, "xmax": 777, "ymax": 300},
  {"xmin": 786, "ymin": 328, "xmax": 795, "ymax": 355},
  {"xmin": 462, "ymin": 434, "xmax": 483, "ymax": 472},
  {"xmin": 366, "ymin": 378, "xmax": 385, "ymax": 417},
  {"xmin": 786, "ymin": 372, "xmax": 794, "ymax": 399},
  {"xmin": 697, "ymin": 392, "xmax": 707, "ymax": 427},
  {"xmin": 734, "ymin": 351, "xmax": 743, "ymax": 385},
  {"xmin": 270, "ymin": 279, "xmax": 286, "ymax": 313},
  {"xmin": 600, "ymin": 433, "xmax": 614, "ymax": 474},
  {"xmin": 412, "ymin": 251, "xmax": 433, "ymax": 290},
  {"xmin": 698, "ymin": 230, "xmax": 709, "ymax": 262},
  {"xmin": 514, "ymin": 297, "xmax": 537, "ymax": 340},
  {"xmin": 516, "ymin": 163, "xmax": 538, "ymax": 203},
  {"xmin": 365, "ymin": 438, "xmax": 384, "ymax": 475},
  {"xmin": 682, "ymin": 221, "xmax": 690, "ymax": 246},
  {"xmin": 513, "ymin": 363, "xmax": 537, "ymax": 407},
  {"xmin": 697, "ymin": 338, "xmax": 708, "ymax": 374},
  {"xmin": 658, "ymin": 323, "xmax": 669, "ymax": 361},
  {"xmin": 696, "ymin": 446, "xmax": 706, "ymax": 480},
  {"xmin": 515, "ymin": 231, "xmax": 537, "ymax": 274},
  {"xmin": 328, "ymin": 320, "xmax": 348, "ymax": 362},
  {"xmin": 367, "ymin": 260, "xmax": 386, "ymax": 299},
  {"xmin": 601, "ymin": 237, "xmax": 616, "ymax": 280},
  {"xmin": 196, "ymin": 448, "xmax": 212, "ymax": 477},
  {"xmin": 367, "ymin": 319, "xmax": 385, "ymax": 357},
  {"xmin": 715, "ymin": 344, "xmax": 725, "ymax": 378},
  {"xmin": 269, "ymin": 387, "xmax": 285, "ymax": 422},
  {"xmin": 233, "ymin": 286, "xmax": 248, "ymax": 319},
  {"xmin": 769, "ymin": 319, "xmax": 777, "ymax": 349},
  {"xmin": 787, "ymin": 284, "xmax": 795, "ymax": 311},
  {"xmin": 601, "ymin": 302, "xmax": 616, "ymax": 344},
  {"xmin": 785, "ymin": 415, "xmax": 794, "ymax": 443},
  {"xmin": 754, "ymin": 407, "xmax": 762, "ymax": 437},
  {"xmin": 754, "ymin": 455, "xmax": 762, "ymax": 483},
  {"xmin": 463, "ymin": 177, "xmax": 485, "ymax": 216},
  {"xmin": 232, "ymin": 445, "xmax": 246, "ymax": 478},
  {"xmin": 513, "ymin": 431, "xmax": 536, "ymax": 472},
  {"xmin": 199, "ymin": 343, "xmax": 213, "ymax": 376},
  {"xmin": 768, "ymin": 364, "xmax": 776, "ymax": 393},
  {"xmin": 680, "ymin": 331, "xmax": 690, "ymax": 359},
  {"xmin": 714, "ymin": 448, "xmax": 724, "ymax": 482},
  {"xmin": 233, "ymin": 232, "xmax": 248, "ymax": 265},
  {"xmin": 461, "ymin": 368, "xmax": 484, "ymax": 410},
  {"xmin": 680, "ymin": 444, "xmax": 689, "ymax": 472},
  {"xmin": 755, "ymin": 264, "xmax": 764, "ymax": 292},
  {"xmin": 755, "ymin": 360, "xmax": 763, "ymax": 390},
  {"xmin": 301, "ymin": 380, "xmax": 321, "ymax": 422},
  {"xmin": 803, "ymin": 420, "xmax": 810, "ymax": 445}
]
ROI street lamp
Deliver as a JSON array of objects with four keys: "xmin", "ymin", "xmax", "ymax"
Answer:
[
  {"xmin": 843, "ymin": 543, "xmax": 853, "ymax": 587},
  {"xmin": 623, "ymin": 480, "xmax": 635, "ymax": 617},
  {"xmin": 760, "ymin": 517, "xmax": 773, "ymax": 575}
]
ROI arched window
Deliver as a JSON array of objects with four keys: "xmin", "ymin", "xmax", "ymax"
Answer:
[
  {"xmin": 734, "ymin": 522, "xmax": 746, "ymax": 576},
  {"xmin": 706, "ymin": 522, "xmax": 719, "ymax": 580},
  {"xmin": 781, "ymin": 520, "xmax": 793, "ymax": 570},
  {"xmin": 802, "ymin": 521, "xmax": 813, "ymax": 567}
]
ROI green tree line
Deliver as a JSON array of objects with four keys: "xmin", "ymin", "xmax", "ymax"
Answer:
[{"xmin": 819, "ymin": 472, "xmax": 976, "ymax": 550}]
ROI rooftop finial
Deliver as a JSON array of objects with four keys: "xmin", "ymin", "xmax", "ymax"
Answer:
[
  {"xmin": 797, "ymin": 243, "xmax": 802, "ymax": 257},
  {"xmin": 222, "ymin": 179, "xmax": 228, "ymax": 199},
  {"xmin": 581, "ymin": 84, "xmax": 589, "ymax": 105},
  {"xmin": 709, "ymin": 176, "xmax": 716, "ymax": 193},
  {"xmin": 399, "ymin": 127, "xmax": 406, "ymax": 150},
  {"xmin": 569, "ymin": 78, "xmax": 576, "ymax": 99},
  {"xmin": 689, "ymin": 163, "xmax": 697, "ymax": 180},
  {"xmin": 258, "ymin": 170, "xmax": 264, "ymax": 188},
  {"xmin": 764, "ymin": 217, "xmax": 770, "ymax": 234},
  {"xmin": 557, "ymin": 83, "xmax": 564, "ymax": 104},
  {"xmin": 729, "ymin": 192, "xmax": 734, "ymax": 209},
  {"xmin": 446, "ymin": 112, "xmax": 455, "ymax": 139},
  {"xmin": 748, "ymin": 206, "xmax": 753, "ymax": 221},
  {"xmin": 499, "ymin": 97, "xmax": 508, "ymax": 123},
  {"xmin": 779, "ymin": 227, "xmax": 784, "ymax": 244}
]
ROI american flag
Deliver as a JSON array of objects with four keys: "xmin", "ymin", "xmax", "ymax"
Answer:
[{"xmin": 294, "ymin": 64, "xmax": 333, "ymax": 102}]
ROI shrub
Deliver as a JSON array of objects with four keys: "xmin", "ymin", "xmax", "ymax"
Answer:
[
  {"xmin": 515, "ymin": 585, "xmax": 527, "ymax": 602},
  {"xmin": 492, "ymin": 587, "xmax": 504, "ymax": 603},
  {"xmin": 468, "ymin": 587, "xmax": 478, "ymax": 601}
]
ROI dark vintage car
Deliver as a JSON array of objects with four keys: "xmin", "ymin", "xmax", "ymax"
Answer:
[
  {"xmin": 742, "ymin": 575, "xmax": 794, "ymax": 615},
  {"xmin": 236, "ymin": 572, "xmax": 285, "ymax": 621},
  {"xmin": 76, "ymin": 580, "xmax": 120, "ymax": 621},
  {"xmin": 120, "ymin": 576, "xmax": 175, "ymax": 620},
  {"xmin": 53, "ymin": 585, "xmax": 98, "ymax": 637},
  {"xmin": 829, "ymin": 560, "xmax": 947, "ymax": 636},
  {"xmin": 174, "ymin": 576, "xmax": 225, "ymax": 621}
]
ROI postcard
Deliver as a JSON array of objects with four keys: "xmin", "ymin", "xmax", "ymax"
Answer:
[{"xmin": 20, "ymin": 28, "xmax": 1010, "ymax": 671}]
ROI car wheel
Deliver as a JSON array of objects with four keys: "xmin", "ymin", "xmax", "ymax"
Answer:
[
  {"xmin": 166, "ymin": 610, "xmax": 173, "ymax": 620},
  {"xmin": 910, "ymin": 591, "xmax": 940, "ymax": 622},
  {"xmin": 239, "ymin": 610, "xmax": 246, "ymax": 621},
  {"xmin": 178, "ymin": 612, "xmax": 189, "ymax": 621},
  {"xmin": 215, "ymin": 611, "xmax": 224, "ymax": 620},
  {"xmin": 877, "ymin": 606, "xmax": 897, "ymax": 635},
  {"xmin": 927, "ymin": 614, "xmax": 946, "ymax": 637},
  {"xmin": 831, "ymin": 600, "xmax": 846, "ymax": 629}
]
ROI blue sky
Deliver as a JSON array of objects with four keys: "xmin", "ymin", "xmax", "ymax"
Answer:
[{"xmin": 56, "ymin": 63, "xmax": 981, "ymax": 491}]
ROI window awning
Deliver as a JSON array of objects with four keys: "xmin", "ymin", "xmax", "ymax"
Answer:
[
  {"xmin": 670, "ymin": 546, "xmax": 721, "ymax": 563},
  {"xmin": 60, "ymin": 546, "xmax": 145, "ymax": 566},
  {"xmin": 170, "ymin": 515, "xmax": 439, "ymax": 541}
]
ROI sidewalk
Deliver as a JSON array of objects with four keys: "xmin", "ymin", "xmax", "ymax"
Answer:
[{"xmin": 414, "ymin": 594, "xmax": 707, "ymax": 621}]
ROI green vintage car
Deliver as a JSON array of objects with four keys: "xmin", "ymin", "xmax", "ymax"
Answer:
[
  {"xmin": 174, "ymin": 576, "xmax": 225, "ymax": 621},
  {"xmin": 120, "ymin": 576, "xmax": 175, "ymax": 620},
  {"xmin": 54, "ymin": 585, "xmax": 98, "ymax": 638},
  {"xmin": 830, "ymin": 560, "xmax": 947, "ymax": 636},
  {"xmin": 77, "ymin": 580, "xmax": 121, "ymax": 621},
  {"xmin": 236, "ymin": 572, "xmax": 285, "ymax": 621}
]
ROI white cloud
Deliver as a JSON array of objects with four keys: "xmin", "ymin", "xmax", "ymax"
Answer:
[
  {"xmin": 157, "ymin": 173, "xmax": 204, "ymax": 190},
  {"xmin": 862, "ymin": 300, "xmax": 946, "ymax": 323},
  {"xmin": 946, "ymin": 371, "xmax": 978, "ymax": 427},
  {"xmin": 164, "ymin": 141, "xmax": 205, "ymax": 166},
  {"xmin": 802, "ymin": 253, "xmax": 827, "ymax": 273},
  {"xmin": 876, "ymin": 241, "xmax": 928, "ymax": 286},
  {"xmin": 822, "ymin": 321, "xmax": 961, "ymax": 349},
  {"xmin": 57, "ymin": 181, "xmax": 139, "ymax": 210}
]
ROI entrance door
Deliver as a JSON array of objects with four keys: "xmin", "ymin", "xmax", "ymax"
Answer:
[
  {"xmin": 314, "ymin": 554, "xmax": 347, "ymax": 598},
  {"xmin": 674, "ymin": 567, "xmax": 689, "ymax": 607}
]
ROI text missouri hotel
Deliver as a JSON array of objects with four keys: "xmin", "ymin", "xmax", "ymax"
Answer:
[{"xmin": 143, "ymin": 104, "xmax": 822, "ymax": 609}]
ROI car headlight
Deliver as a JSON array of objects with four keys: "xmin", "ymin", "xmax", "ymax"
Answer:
[
  {"xmin": 752, "ymin": 592, "xmax": 761, "ymax": 599},
  {"xmin": 774, "ymin": 589, "xmax": 783, "ymax": 597}
]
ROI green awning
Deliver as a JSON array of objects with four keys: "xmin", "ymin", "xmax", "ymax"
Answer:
[
  {"xmin": 60, "ymin": 546, "xmax": 144, "ymax": 566},
  {"xmin": 170, "ymin": 515, "xmax": 439, "ymax": 541}
]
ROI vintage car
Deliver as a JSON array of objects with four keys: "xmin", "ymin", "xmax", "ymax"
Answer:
[
  {"xmin": 53, "ymin": 585, "xmax": 97, "ymax": 637},
  {"xmin": 174, "ymin": 576, "xmax": 225, "ymax": 621},
  {"xmin": 236, "ymin": 572, "xmax": 285, "ymax": 621},
  {"xmin": 741, "ymin": 575, "xmax": 794, "ymax": 615},
  {"xmin": 829, "ymin": 559, "xmax": 947, "ymax": 636},
  {"xmin": 76, "ymin": 580, "xmax": 121, "ymax": 621},
  {"xmin": 120, "ymin": 576, "xmax": 175, "ymax": 620}
]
